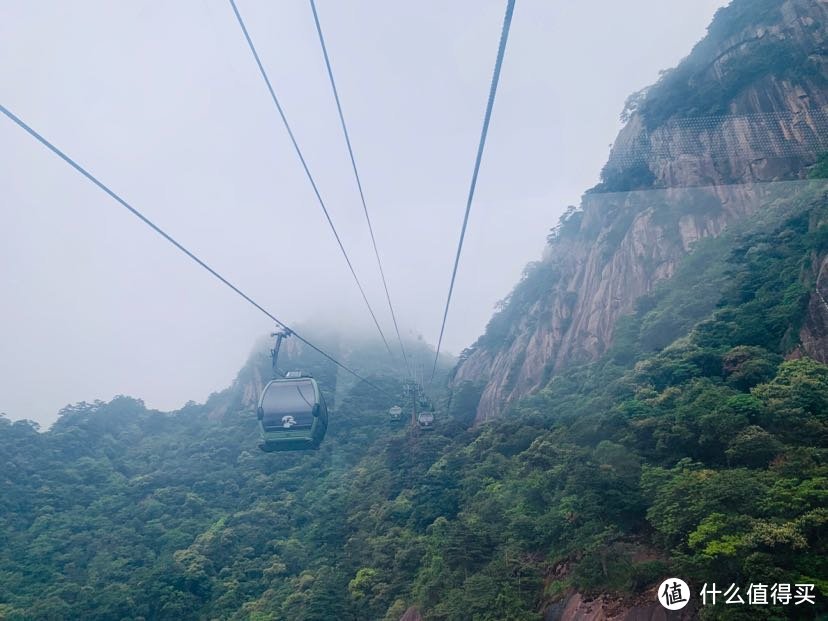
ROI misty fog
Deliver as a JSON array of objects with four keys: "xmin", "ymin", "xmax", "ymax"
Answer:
[{"xmin": 0, "ymin": 0, "xmax": 725, "ymax": 425}]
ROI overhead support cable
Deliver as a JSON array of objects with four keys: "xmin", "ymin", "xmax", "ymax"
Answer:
[
  {"xmin": 0, "ymin": 103, "xmax": 391, "ymax": 398},
  {"xmin": 308, "ymin": 0, "xmax": 411, "ymax": 379},
  {"xmin": 430, "ymin": 0, "xmax": 516, "ymax": 381},
  {"xmin": 227, "ymin": 0, "xmax": 395, "ymax": 362}
]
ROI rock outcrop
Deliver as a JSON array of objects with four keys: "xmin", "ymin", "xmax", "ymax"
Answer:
[
  {"xmin": 801, "ymin": 250, "xmax": 828, "ymax": 361},
  {"xmin": 454, "ymin": 0, "xmax": 828, "ymax": 422},
  {"xmin": 398, "ymin": 606, "xmax": 423, "ymax": 621},
  {"xmin": 544, "ymin": 591, "xmax": 697, "ymax": 621}
]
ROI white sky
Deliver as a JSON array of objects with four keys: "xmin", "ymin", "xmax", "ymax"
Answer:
[{"xmin": 0, "ymin": 0, "xmax": 726, "ymax": 425}]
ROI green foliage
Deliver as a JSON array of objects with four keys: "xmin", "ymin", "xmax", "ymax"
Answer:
[
  {"xmin": 613, "ymin": 0, "xmax": 828, "ymax": 159},
  {"xmin": 637, "ymin": 38, "xmax": 823, "ymax": 131},
  {"xmin": 628, "ymin": 0, "xmax": 825, "ymax": 130},
  {"xmin": 4, "ymin": 191, "xmax": 828, "ymax": 618},
  {"xmin": 808, "ymin": 152, "xmax": 828, "ymax": 180},
  {"xmin": 725, "ymin": 426, "xmax": 782, "ymax": 467},
  {"xmin": 592, "ymin": 161, "xmax": 658, "ymax": 194}
]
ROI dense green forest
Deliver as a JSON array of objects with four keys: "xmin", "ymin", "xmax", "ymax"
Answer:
[{"xmin": 2, "ymin": 179, "xmax": 827, "ymax": 620}]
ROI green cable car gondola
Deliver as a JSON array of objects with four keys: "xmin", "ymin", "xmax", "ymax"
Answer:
[
  {"xmin": 257, "ymin": 329, "xmax": 328, "ymax": 452},
  {"xmin": 388, "ymin": 405, "xmax": 403, "ymax": 422},
  {"xmin": 417, "ymin": 411, "xmax": 435, "ymax": 430},
  {"xmin": 258, "ymin": 373, "xmax": 328, "ymax": 451}
]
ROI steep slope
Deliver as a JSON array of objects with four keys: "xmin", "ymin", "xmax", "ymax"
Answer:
[{"xmin": 453, "ymin": 0, "xmax": 828, "ymax": 421}]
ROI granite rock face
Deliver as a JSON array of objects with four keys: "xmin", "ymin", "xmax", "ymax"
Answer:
[{"xmin": 454, "ymin": 0, "xmax": 828, "ymax": 422}]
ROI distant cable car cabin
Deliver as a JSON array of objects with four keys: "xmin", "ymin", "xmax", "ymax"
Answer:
[
  {"xmin": 407, "ymin": 385, "xmax": 436, "ymax": 430},
  {"xmin": 388, "ymin": 405, "xmax": 403, "ymax": 422},
  {"xmin": 417, "ymin": 411, "xmax": 435, "ymax": 430},
  {"xmin": 257, "ymin": 330, "xmax": 328, "ymax": 452}
]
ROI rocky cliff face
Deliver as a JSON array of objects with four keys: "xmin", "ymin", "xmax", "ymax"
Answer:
[
  {"xmin": 544, "ymin": 591, "xmax": 697, "ymax": 621},
  {"xmin": 454, "ymin": 0, "xmax": 828, "ymax": 422},
  {"xmin": 800, "ymin": 245, "xmax": 828, "ymax": 360}
]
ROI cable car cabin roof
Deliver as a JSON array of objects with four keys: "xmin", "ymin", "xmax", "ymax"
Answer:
[
  {"xmin": 258, "ymin": 377, "xmax": 328, "ymax": 451},
  {"xmin": 418, "ymin": 412, "xmax": 435, "ymax": 426}
]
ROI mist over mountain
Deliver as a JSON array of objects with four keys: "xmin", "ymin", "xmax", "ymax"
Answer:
[
  {"xmin": 2, "ymin": 0, "xmax": 828, "ymax": 619},
  {"xmin": 0, "ymin": 0, "xmax": 728, "ymax": 429}
]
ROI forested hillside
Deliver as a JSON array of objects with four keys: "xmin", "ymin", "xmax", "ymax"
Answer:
[{"xmin": 2, "ymin": 178, "xmax": 827, "ymax": 619}]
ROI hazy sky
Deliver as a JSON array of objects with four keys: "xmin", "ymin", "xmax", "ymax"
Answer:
[{"xmin": 1, "ymin": 0, "xmax": 726, "ymax": 425}]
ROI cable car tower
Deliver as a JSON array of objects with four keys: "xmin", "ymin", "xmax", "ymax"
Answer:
[{"xmin": 402, "ymin": 379, "xmax": 435, "ymax": 431}]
